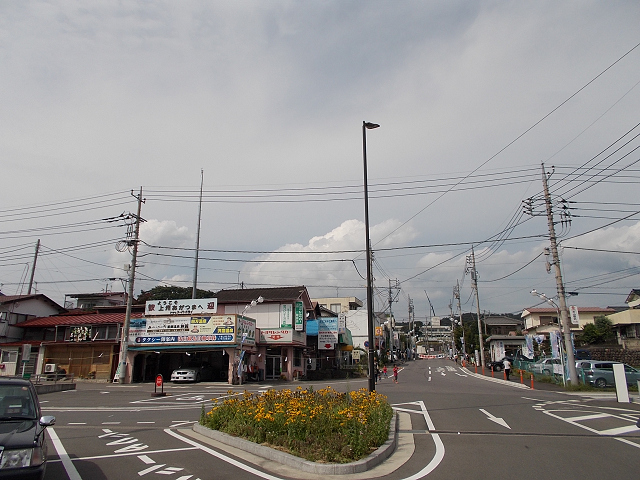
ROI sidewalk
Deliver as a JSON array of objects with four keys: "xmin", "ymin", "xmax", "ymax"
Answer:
[{"xmin": 462, "ymin": 363, "xmax": 564, "ymax": 391}]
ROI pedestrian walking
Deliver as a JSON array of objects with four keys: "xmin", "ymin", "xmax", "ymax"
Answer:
[
  {"xmin": 393, "ymin": 364, "xmax": 398, "ymax": 384},
  {"xmin": 503, "ymin": 358, "xmax": 511, "ymax": 381},
  {"xmin": 383, "ymin": 365, "xmax": 388, "ymax": 378}
]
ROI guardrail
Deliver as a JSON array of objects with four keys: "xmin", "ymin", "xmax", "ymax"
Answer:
[{"xmin": 29, "ymin": 373, "xmax": 76, "ymax": 385}]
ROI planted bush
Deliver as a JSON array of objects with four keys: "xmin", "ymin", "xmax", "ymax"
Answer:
[{"xmin": 201, "ymin": 386, "xmax": 393, "ymax": 463}]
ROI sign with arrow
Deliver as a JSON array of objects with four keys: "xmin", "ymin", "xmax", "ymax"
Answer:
[{"xmin": 479, "ymin": 409, "xmax": 511, "ymax": 429}]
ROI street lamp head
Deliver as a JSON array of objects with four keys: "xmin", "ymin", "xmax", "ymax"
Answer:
[
  {"xmin": 363, "ymin": 122, "xmax": 380, "ymax": 130},
  {"xmin": 530, "ymin": 289, "xmax": 537, "ymax": 296}
]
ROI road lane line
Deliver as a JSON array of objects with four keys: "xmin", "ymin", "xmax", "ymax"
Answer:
[
  {"xmin": 165, "ymin": 429, "xmax": 284, "ymax": 480},
  {"xmin": 564, "ymin": 413, "xmax": 609, "ymax": 422},
  {"xmin": 48, "ymin": 427, "xmax": 83, "ymax": 480},
  {"xmin": 47, "ymin": 446, "xmax": 199, "ymax": 463},
  {"xmin": 599, "ymin": 425, "xmax": 640, "ymax": 436},
  {"xmin": 615, "ymin": 437, "xmax": 640, "ymax": 449}
]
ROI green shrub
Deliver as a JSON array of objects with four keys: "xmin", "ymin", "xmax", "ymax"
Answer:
[{"xmin": 201, "ymin": 386, "xmax": 393, "ymax": 463}]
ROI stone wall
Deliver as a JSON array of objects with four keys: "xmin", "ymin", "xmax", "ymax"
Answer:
[{"xmin": 588, "ymin": 346, "xmax": 640, "ymax": 366}]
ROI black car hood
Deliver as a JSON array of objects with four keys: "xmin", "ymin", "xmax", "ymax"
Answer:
[{"xmin": 0, "ymin": 419, "xmax": 39, "ymax": 449}]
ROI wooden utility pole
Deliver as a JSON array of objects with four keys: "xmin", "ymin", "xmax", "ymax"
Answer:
[
  {"xmin": 27, "ymin": 239, "xmax": 40, "ymax": 294},
  {"xmin": 115, "ymin": 188, "xmax": 144, "ymax": 384},
  {"xmin": 468, "ymin": 246, "xmax": 485, "ymax": 367},
  {"xmin": 541, "ymin": 164, "xmax": 579, "ymax": 385}
]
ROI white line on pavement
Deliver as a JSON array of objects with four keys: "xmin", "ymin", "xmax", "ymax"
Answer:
[{"xmin": 48, "ymin": 427, "xmax": 82, "ymax": 480}]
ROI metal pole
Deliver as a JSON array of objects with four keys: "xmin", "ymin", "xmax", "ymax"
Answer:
[
  {"xmin": 115, "ymin": 187, "xmax": 143, "ymax": 384},
  {"xmin": 27, "ymin": 239, "xmax": 40, "ymax": 295},
  {"xmin": 362, "ymin": 121, "xmax": 379, "ymax": 393},
  {"xmin": 541, "ymin": 163, "xmax": 578, "ymax": 385},
  {"xmin": 192, "ymin": 169, "xmax": 204, "ymax": 299}
]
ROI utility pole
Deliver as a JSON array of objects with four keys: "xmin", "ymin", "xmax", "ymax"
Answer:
[
  {"xmin": 424, "ymin": 291, "xmax": 435, "ymax": 355},
  {"xmin": 541, "ymin": 163, "xmax": 579, "ymax": 385},
  {"xmin": 115, "ymin": 188, "xmax": 145, "ymax": 384},
  {"xmin": 192, "ymin": 169, "xmax": 204, "ymax": 299},
  {"xmin": 27, "ymin": 239, "xmax": 40, "ymax": 295},
  {"xmin": 408, "ymin": 296, "xmax": 414, "ymax": 358},
  {"xmin": 387, "ymin": 279, "xmax": 399, "ymax": 357},
  {"xmin": 467, "ymin": 246, "xmax": 485, "ymax": 367},
  {"xmin": 454, "ymin": 280, "xmax": 465, "ymax": 355}
]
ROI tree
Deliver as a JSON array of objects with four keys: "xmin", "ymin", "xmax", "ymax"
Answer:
[
  {"xmin": 579, "ymin": 316, "xmax": 615, "ymax": 345},
  {"xmin": 136, "ymin": 285, "xmax": 217, "ymax": 304}
]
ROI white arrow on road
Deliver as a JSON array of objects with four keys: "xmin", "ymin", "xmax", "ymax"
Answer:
[{"xmin": 479, "ymin": 409, "xmax": 511, "ymax": 429}]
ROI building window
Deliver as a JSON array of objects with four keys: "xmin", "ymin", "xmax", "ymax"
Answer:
[
  {"xmin": 330, "ymin": 304, "xmax": 341, "ymax": 314},
  {"xmin": 294, "ymin": 349, "xmax": 302, "ymax": 367},
  {"xmin": 1, "ymin": 351, "xmax": 18, "ymax": 363}
]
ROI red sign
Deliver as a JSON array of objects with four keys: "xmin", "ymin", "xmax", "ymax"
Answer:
[{"xmin": 155, "ymin": 375, "xmax": 163, "ymax": 387}]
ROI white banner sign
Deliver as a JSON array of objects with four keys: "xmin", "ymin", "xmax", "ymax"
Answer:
[
  {"xmin": 569, "ymin": 305, "xmax": 580, "ymax": 325},
  {"xmin": 318, "ymin": 317, "xmax": 338, "ymax": 350},
  {"xmin": 280, "ymin": 303, "xmax": 293, "ymax": 328},
  {"xmin": 145, "ymin": 298, "xmax": 217, "ymax": 316}
]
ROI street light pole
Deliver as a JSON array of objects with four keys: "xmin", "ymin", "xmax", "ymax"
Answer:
[
  {"xmin": 531, "ymin": 290, "xmax": 567, "ymax": 386},
  {"xmin": 362, "ymin": 121, "xmax": 379, "ymax": 393}
]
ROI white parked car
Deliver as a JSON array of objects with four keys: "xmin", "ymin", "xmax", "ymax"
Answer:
[{"xmin": 171, "ymin": 367, "xmax": 201, "ymax": 383}]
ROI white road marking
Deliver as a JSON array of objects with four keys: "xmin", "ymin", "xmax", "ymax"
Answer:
[
  {"xmin": 529, "ymin": 398, "xmax": 640, "ymax": 449},
  {"xmin": 48, "ymin": 427, "xmax": 83, "ymax": 480},
  {"xmin": 565, "ymin": 413, "xmax": 609, "ymax": 422},
  {"xmin": 68, "ymin": 422, "xmax": 87, "ymax": 425},
  {"xmin": 170, "ymin": 420, "xmax": 197, "ymax": 428},
  {"xmin": 479, "ymin": 408, "xmax": 511, "ymax": 429}
]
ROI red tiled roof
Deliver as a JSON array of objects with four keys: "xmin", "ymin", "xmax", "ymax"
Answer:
[{"xmin": 16, "ymin": 312, "xmax": 143, "ymax": 328}]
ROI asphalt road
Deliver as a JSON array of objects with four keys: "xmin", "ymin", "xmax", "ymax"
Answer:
[{"xmin": 39, "ymin": 359, "xmax": 640, "ymax": 480}]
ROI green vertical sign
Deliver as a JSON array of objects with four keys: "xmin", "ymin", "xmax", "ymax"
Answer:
[{"xmin": 294, "ymin": 301, "xmax": 304, "ymax": 331}]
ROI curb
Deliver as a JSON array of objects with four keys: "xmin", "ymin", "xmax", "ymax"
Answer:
[
  {"xmin": 192, "ymin": 412, "xmax": 398, "ymax": 475},
  {"xmin": 462, "ymin": 367, "xmax": 531, "ymax": 389}
]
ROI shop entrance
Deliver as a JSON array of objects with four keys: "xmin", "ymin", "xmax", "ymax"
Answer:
[{"xmin": 265, "ymin": 355, "xmax": 281, "ymax": 380}]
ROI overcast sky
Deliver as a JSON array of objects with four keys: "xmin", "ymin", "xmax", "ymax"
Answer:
[{"xmin": 2, "ymin": 1, "xmax": 640, "ymax": 321}]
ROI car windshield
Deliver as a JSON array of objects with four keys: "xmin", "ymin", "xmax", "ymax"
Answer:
[{"xmin": 0, "ymin": 385, "xmax": 36, "ymax": 420}]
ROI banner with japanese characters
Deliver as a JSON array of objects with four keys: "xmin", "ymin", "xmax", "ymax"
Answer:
[
  {"xmin": 294, "ymin": 301, "xmax": 304, "ymax": 331},
  {"xmin": 129, "ymin": 314, "xmax": 253, "ymax": 346},
  {"xmin": 145, "ymin": 298, "xmax": 218, "ymax": 316},
  {"xmin": 280, "ymin": 303, "xmax": 293, "ymax": 328},
  {"xmin": 318, "ymin": 317, "xmax": 338, "ymax": 350}
]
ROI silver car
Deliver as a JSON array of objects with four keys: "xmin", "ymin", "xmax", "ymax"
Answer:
[
  {"xmin": 531, "ymin": 358, "xmax": 561, "ymax": 375},
  {"xmin": 170, "ymin": 367, "xmax": 201, "ymax": 383},
  {"xmin": 577, "ymin": 361, "xmax": 640, "ymax": 388}
]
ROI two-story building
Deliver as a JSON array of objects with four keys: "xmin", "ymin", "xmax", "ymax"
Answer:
[
  {"xmin": 608, "ymin": 289, "xmax": 640, "ymax": 349},
  {"xmin": 521, "ymin": 306, "xmax": 616, "ymax": 335},
  {"xmin": 0, "ymin": 293, "xmax": 66, "ymax": 376}
]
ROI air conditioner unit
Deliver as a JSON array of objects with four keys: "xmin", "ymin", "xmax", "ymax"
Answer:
[
  {"xmin": 44, "ymin": 364, "xmax": 56, "ymax": 373},
  {"xmin": 306, "ymin": 358, "xmax": 316, "ymax": 371}
]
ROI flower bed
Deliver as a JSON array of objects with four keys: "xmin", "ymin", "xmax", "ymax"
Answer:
[{"xmin": 200, "ymin": 386, "xmax": 393, "ymax": 463}]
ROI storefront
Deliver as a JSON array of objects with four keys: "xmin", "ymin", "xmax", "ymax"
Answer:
[
  {"xmin": 258, "ymin": 328, "xmax": 306, "ymax": 380},
  {"xmin": 125, "ymin": 299, "xmax": 256, "ymax": 384}
]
